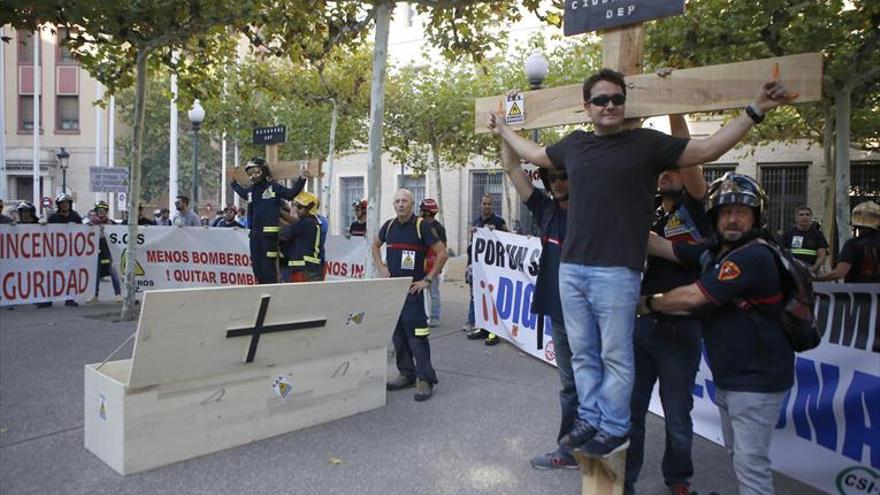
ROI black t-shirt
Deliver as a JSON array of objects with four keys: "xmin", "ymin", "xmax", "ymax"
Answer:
[
  {"xmin": 674, "ymin": 241, "xmax": 794, "ymax": 392},
  {"xmin": 642, "ymin": 193, "xmax": 711, "ymax": 295},
  {"xmin": 349, "ymin": 220, "xmax": 366, "ymax": 237},
  {"xmin": 839, "ymin": 230, "xmax": 880, "ymax": 283},
  {"xmin": 472, "ymin": 213, "xmax": 507, "ymax": 231},
  {"xmin": 782, "ymin": 226, "xmax": 828, "ymax": 266},
  {"xmin": 378, "ymin": 214, "xmax": 440, "ymax": 280},
  {"xmin": 524, "ymin": 190, "xmax": 566, "ymax": 321},
  {"xmin": 47, "ymin": 210, "xmax": 83, "ymax": 224},
  {"xmin": 546, "ymin": 128, "xmax": 688, "ymax": 271},
  {"xmin": 0, "ymin": 214, "xmax": 13, "ymax": 224}
]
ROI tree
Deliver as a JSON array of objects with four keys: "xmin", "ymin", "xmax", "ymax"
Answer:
[{"xmin": 643, "ymin": 0, "xmax": 880, "ymax": 248}]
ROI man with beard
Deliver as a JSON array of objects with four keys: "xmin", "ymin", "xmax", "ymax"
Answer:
[
  {"xmin": 172, "ymin": 195, "xmax": 201, "ymax": 227},
  {"xmin": 643, "ymin": 173, "xmax": 793, "ymax": 495},
  {"xmin": 626, "ymin": 115, "xmax": 709, "ymax": 495},
  {"xmin": 231, "ymin": 157, "xmax": 308, "ymax": 284}
]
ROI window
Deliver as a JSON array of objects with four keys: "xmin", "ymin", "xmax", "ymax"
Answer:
[
  {"xmin": 56, "ymin": 27, "xmax": 76, "ymax": 64},
  {"xmin": 340, "ymin": 176, "xmax": 364, "ymax": 234},
  {"xmin": 759, "ymin": 164, "xmax": 808, "ymax": 235},
  {"xmin": 18, "ymin": 31, "xmax": 39, "ymax": 64},
  {"xmin": 56, "ymin": 95, "xmax": 79, "ymax": 131},
  {"xmin": 850, "ymin": 161, "xmax": 880, "ymax": 209},
  {"xmin": 398, "ymin": 174, "xmax": 425, "ymax": 207},
  {"xmin": 470, "ymin": 170, "xmax": 504, "ymax": 223},
  {"xmin": 19, "ymin": 95, "xmax": 43, "ymax": 131},
  {"xmin": 703, "ymin": 164, "xmax": 737, "ymax": 185}
]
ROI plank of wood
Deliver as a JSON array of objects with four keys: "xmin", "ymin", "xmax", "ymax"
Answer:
[
  {"xmin": 602, "ymin": 25, "xmax": 645, "ymax": 76},
  {"xmin": 226, "ymin": 159, "xmax": 317, "ymax": 183},
  {"xmin": 474, "ymin": 52, "xmax": 823, "ymax": 134},
  {"xmin": 575, "ymin": 450, "xmax": 626, "ymax": 495},
  {"xmin": 126, "ymin": 278, "xmax": 410, "ymax": 389}
]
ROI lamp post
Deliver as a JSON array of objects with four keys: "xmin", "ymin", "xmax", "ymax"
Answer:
[
  {"xmin": 188, "ymin": 100, "xmax": 205, "ymax": 215},
  {"xmin": 56, "ymin": 147, "xmax": 70, "ymax": 194},
  {"xmin": 522, "ymin": 52, "xmax": 549, "ymax": 235}
]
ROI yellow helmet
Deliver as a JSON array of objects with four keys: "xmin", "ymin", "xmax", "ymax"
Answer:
[
  {"xmin": 294, "ymin": 191, "xmax": 319, "ymax": 216},
  {"xmin": 852, "ymin": 201, "xmax": 880, "ymax": 230}
]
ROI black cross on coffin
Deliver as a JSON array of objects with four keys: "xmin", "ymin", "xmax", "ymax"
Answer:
[{"xmin": 226, "ymin": 295, "xmax": 326, "ymax": 363}]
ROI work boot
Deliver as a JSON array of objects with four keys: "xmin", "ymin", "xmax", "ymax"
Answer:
[
  {"xmin": 386, "ymin": 375, "xmax": 415, "ymax": 391},
  {"xmin": 484, "ymin": 333, "xmax": 500, "ymax": 346},
  {"xmin": 467, "ymin": 328, "xmax": 488, "ymax": 340},
  {"xmin": 414, "ymin": 379, "xmax": 433, "ymax": 401}
]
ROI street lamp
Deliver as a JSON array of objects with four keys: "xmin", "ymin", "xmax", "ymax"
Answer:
[
  {"xmin": 56, "ymin": 147, "xmax": 70, "ymax": 194},
  {"xmin": 188, "ymin": 100, "xmax": 205, "ymax": 215},
  {"xmin": 522, "ymin": 52, "xmax": 549, "ymax": 235}
]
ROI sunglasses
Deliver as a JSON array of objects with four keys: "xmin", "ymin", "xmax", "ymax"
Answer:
[
  {"xmin": 548, "ymin": 172, "xmax": 567, "ymax": 183},
  {"xmin": 588, "ymin": 93, "xmax": 626, "ymax": 107}
]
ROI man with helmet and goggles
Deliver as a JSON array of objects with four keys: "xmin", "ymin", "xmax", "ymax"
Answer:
[
  {"xmin": 15, "ymin": 201, "xmax": 39, "ymax": 224},
  {"xmin": 231, "ymin": 157, "xmax": 308, "ymax": 284},
  {"xmin": 643, "ymin": 173, "xmax": 794, "ymax": 495},
  {"xmin": 817, "ymin": 200, "xmax": 880, "ymax": 283},
  {"xmin": 48, "ymin": 193, "xmax": 83, "ymax": 224},
  {"xmin": 349, "ymin": 199, "xmax": 367, "ymax": 237},
  {"xmin": 279, "ymin": 191, "xmax": 325, "ymax": 283}
]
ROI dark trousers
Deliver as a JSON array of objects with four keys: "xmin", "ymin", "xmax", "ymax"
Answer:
[
  {"xmin": 626, "ymin": 314, "xmax": 702, "ymax": 490},
  {"xmin": 551, "ymin": 317, "xmax": 579, "ymax": 454},
  {"xmin": 249, "ymin": 235, "xmax": 278, "ymax": 284},
  {"xmin": 392, "ymin": 291, "xmax": 437, "ymax": 384}
]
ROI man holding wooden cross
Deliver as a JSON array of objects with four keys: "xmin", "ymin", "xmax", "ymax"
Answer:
[{"xmin": 489, "ymin": 67, "xmax": 796, "ymax": 457}]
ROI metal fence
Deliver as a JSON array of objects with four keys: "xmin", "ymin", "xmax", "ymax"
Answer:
[
  {"xmin": 759, "ymin": 164, "xmax": 808, "ymax": 235},
  {"xmin": 470, "ymin": 170, "xmax": 504, "ymax": 224}
]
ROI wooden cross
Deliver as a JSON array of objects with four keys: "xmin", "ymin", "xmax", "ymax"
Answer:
[
  {"xmin": 225, "ymin": 295, "xmax": 326, "ymax": 363},
  {"xmin": 227, "ymin": 144, "xmax": 322, "ymax": 183},
  {"xmin": 474, "ymin": 24, "xmax": 823, "ymax": 133}
]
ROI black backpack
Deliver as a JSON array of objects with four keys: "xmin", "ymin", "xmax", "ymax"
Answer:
[{"xmin": 702, "ymin": 238, "xmax": 820, "ymax": 352}]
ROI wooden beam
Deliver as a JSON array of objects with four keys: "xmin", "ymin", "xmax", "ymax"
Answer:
[
  {"xmin": 601, "ymin": 25, "xmax": 645, "ymax": 75},
  {"xmin": 227, "ymin": 159, "xmax": 320, "ymax": 183},
  {"xmin": 474, "ymin": 52, "xmax": 823, "ymax": 134}
]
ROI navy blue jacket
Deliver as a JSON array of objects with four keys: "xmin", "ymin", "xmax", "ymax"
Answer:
[{"xmin": 231, "ymin": 178, "xmax": 305, "ymax": 238}]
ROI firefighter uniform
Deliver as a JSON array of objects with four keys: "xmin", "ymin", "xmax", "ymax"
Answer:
[
  {"xmin": 280, "ymin": 192, "xmax": 324, "ymax": 283},
  {"xmin": 378, "ymin": 214, "xmax": 440, "ymax": 385},
  {"xmin": 231, "ymin": 177, "xmax": 305, "ymax": 284}
]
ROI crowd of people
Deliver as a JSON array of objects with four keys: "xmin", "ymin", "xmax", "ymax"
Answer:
[{"xmin": 2, "ymin": 65, "xmax": 878, "ymax": 495}]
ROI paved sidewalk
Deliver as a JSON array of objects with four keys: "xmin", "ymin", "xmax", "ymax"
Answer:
[{"xmin": 0, "ymin": 280, "xmax": 821, "ymax": 495}]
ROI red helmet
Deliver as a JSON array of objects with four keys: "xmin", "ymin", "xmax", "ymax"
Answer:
[{"xmin": 420, "ymin": 198, "xmax": 439, "ymax": 214}]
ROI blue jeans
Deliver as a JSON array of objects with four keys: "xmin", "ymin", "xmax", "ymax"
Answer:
[
  {"xmin": 559, "ymin": 263, "xmax": 641, "ymax": 437},
  {"xmin": 466, "ymin": 286, "xmax": 476, "ymax": 326},
  {"xmin": 551, "ymin": 317, "xmax": 579, "ymax": 454},
  {"xmin": 626, "ymin": 315, "xmax": 702, "ymax": 490}
]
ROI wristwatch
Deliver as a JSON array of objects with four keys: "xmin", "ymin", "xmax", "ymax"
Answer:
[{"xmin": 745, "ymin": 103, "xmax": 765, "ymax": 124}]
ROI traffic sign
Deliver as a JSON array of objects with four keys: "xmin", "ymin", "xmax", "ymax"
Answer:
[
  {"xmin": 564, "ymin": 0, "xmax": 685, "ymax": 36},
  {"xmin": 90, "ymin": 167, "xmax": 129, "ymax": 193}
]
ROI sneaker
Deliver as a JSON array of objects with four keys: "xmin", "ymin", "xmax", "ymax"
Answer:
[
  {"xmin": 580, "ymin": 430, "xmax": 630, "ymax": 457},
  {"xmin": 114, "ymin": 294, "xmax": 123, "ymax": 302},
  {"xmin": 529, "ymin": 449, "xmax": 579, "ymax": 470},
  {"xmin": 461, "ymin": 323, "xmax": 473, "ymax": 332},
  {"xmin": 484, "ymin": 333, "xmax": 500, "ymax": 346},
  {"xmin": 414, "ymin": 379, "xmax": 433, "ymax": 401},
  {"xmin": 386, "ymin": 375, "xmax": 415, "ymax": 391},
  {"xmin": 85, "ymin": 296, "xmax": 99, "ymax": 305},
  {"xmin": 467, "ymin": 328, "xmax": 489, "ymax": 340},
  {"xmin": 562, "ymin": 418, "xmax": 598, "ymax": 450},
  {"xmin": 64, "ymin": 300, "xmax": 79, "ymax": 307},
  {"xmin": 668, "ymin": 483, "xmax": 692, "ymax": 495}
]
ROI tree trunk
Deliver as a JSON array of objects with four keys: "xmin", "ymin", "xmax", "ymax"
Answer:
[
  {"xmin": 821, "ymin": 104, "xmax": 836, "ymax": 261},
  {"xmin": 430, "ymin": 139, "xmax": 444, "ymax": 225},
  {"xmin": 365, "ymin": 0, "xmax": 392, "ymax": 276},
  {"xmin": 834, "ymin": 87, "xmax": 852, "ymax": 250},
  {"xmin": 321, "ymin": 98, "xmax": 338, "ymax": 218},
  {"xmin": 121, "ymin": 47, "xmax": 150, "ymax": 321}
]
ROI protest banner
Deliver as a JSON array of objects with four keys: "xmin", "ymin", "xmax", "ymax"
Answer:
[
  {"xmin": 104, "ymin": 226, "xmax": 369, "ymax": 292},
  {"xmin": 471, "ymin": 227, "xmax": 879, "ymax": 494},
  {"xmin": 0, "ymin": 224, "xmax": 99, "ymax": 306}
]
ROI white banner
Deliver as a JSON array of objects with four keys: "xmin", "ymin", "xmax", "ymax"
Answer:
[
  {"xmin": 471, "ymin": 227, "xmax": 879, "ymax": 494},
  {"xmin": 471, "ymin": 228, "xmax": 555, "ymax": 364},
  {"xmin": 104, "ymin": 226, "xmax": 370, "ymax": 293},
  {"xmin": 0, "ymin": 224, "xmax": 99, "ymax": 306}
]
